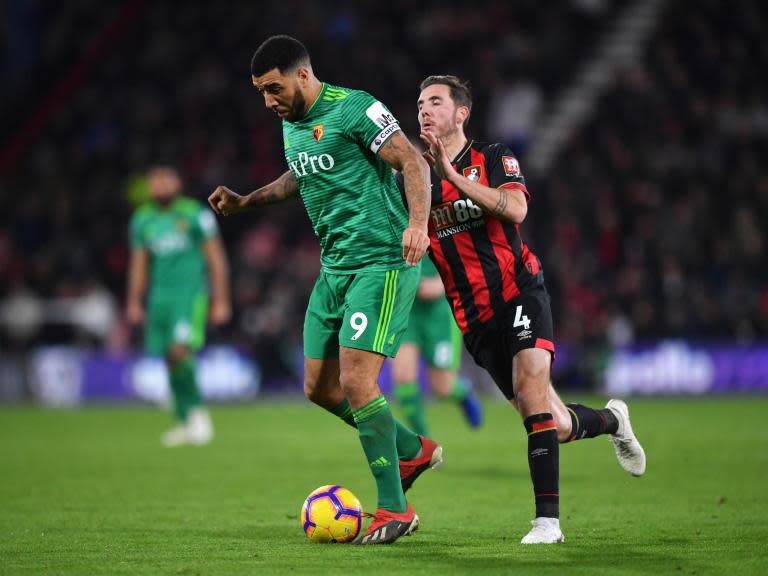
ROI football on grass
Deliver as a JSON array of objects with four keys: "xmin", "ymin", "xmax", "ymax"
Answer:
[{"xmin": 301, "ymin": 485, "xmax": 362, "ymax": 543}]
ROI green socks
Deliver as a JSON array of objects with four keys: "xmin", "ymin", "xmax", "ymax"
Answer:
[
  {"xmin": 332, "ymin": 398, "xmax": 421, "ymax": 460},
  {"xmin": 449, "ymin": 377, "xmax": 469, "ymax": 402},
  {"xmin": 353, "ymin": 396, "xmax": 406, "ymax": 512},
  {"xmin": 168, "ymin": 357, "xmax": 202, "ymax": 421},
  {"xmin": 331, "ymin": 398, "xmax": 357, "ymax": 428},
  {"xmin": 395, "ymin": 382, "xmax": 430, "ymax": 437}
]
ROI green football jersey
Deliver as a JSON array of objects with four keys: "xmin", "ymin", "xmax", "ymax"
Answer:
[
  {"xmin": 129, "ymin": 197, "xmax": 218, "ymax": 295},
  {"xmin": 282, "ymin": 83, "xmax": 408, "ymax": 273}
]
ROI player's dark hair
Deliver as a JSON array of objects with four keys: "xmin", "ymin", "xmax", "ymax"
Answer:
[
  {"xmin": 420, "ymin": 75, "xmax": 473, "ymax": 127},
  {"xmin": 251, "ymin": 35, "xmax": 311, "ymax": 77}
]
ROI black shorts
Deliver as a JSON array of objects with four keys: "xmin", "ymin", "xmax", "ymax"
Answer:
[{"xmin": 463, "ymin": 286, "xmax": 555, "ymax": 400}]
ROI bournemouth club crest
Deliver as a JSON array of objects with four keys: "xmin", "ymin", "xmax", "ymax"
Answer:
[
  {"xmin": 313, "ymin": 124, "xmax": 324, "ymax": 142},
  {"xmin": 463, "ymin": 165, "xmax": 483, "ymax": 182}
]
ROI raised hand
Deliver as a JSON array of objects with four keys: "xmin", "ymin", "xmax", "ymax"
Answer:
[
  {"xmin": 208, "ymin": 186, "xmax": 246, "ymax": 216},
  {"xmin": 419, "ymin": 130, "xmax": 453, "ymax": 181}
]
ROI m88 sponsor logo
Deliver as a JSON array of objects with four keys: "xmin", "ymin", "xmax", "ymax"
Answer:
[{"xmin": 430, "ymin": 198, "xmax": 485, "ymax": 239}]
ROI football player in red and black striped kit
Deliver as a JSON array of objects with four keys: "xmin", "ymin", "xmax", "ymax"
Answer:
[{"xmin": 410, "ymin": 75, "xmax": 647, "ymax": 544}]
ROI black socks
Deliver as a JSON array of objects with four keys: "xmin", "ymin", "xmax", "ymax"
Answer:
[
  {"xmin": 523, "ymin": 413, "xmax": 560, "ymax": 518},
  {"xmin": 565, "ymin": 404, "xmax": 619, "ymax": 441}
]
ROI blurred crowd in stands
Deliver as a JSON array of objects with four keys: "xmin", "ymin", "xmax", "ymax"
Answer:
[{"xmin": 1, "ymin": 0, "xmax": 766, "ymax": 383}]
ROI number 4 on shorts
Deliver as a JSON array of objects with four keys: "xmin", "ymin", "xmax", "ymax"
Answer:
[{"xmin": 513, "ymin": 305, "xmax": 531, "ymax": 330}]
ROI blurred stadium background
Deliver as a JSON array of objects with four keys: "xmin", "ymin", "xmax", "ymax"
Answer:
[{"xmin": 1, "ymin": 0, "xmax": 767, "ymax": 406}]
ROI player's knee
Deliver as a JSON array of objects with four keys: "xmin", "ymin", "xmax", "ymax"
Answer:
[
  {"xmin": 167, "ymin": 344, "xmax": 189, "ymax": 365},
  {"xmin": 515, "ymin": 365, "xmax": 549, "ymax": 396},
  {"xmin": 303, "ymin": 378, "xmax": 323, "ymax": 405},
  {"xmin": 431, "ymin": 381, "xmax": 453, "ymax": 398},
  {"xmin": 337, "ymin": 372, "xmax": 357, "ymax": 396},
  {"xmin": 513, "ymin": 356, "xmax": 550, "ymax": 413}
]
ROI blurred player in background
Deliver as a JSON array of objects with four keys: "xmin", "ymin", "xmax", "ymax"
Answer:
[
  {"xmin": 414, "ymin": 75, "xmax": 646, "ymax": 544},
  {"xmin": 126, "ymin": 166, "xmax": 231, "ymax": 447},
  {"xmin": 208, "ymin": 36, "xmax": 438, "ymax": 545},
  {"xmin": 391, "ymin": 257, "xmax": 482, "ymax": 435}
]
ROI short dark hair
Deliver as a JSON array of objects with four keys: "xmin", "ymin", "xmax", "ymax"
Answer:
[
  {"xmin": 420, "ymin": 75, "xmax": 473, "ymax": 126},
  {"xmin": 251, "ymin": 35, "xmax": 310, "ymax": 77}
]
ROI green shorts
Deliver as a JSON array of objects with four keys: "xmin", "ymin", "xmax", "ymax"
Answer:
[
  {"xmin": 304, "ymin": 265, "xmax": 421, "ymax": 359},
  {"xmin": 145, "ymin": 290, "xmax": 208, "ymax": 356},
  {"xmin": 402, "ymin": 297, "xmax": 463, "ymax": 370}
]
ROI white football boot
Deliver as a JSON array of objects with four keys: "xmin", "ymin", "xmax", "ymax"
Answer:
[
  {"xmin": 606, "ymin": 399, "xmax": 646, "ymax": 476},
  {"xmin": 186, "ymin": 408, "xmax": 214, "ymax": 445},
  {"xmin": 161, "ymin": 424, "xmax": 191, "ymax": 447},
  {"xmin": 521, "ymin": 517, "xmax": 565, "ymax": 544}
]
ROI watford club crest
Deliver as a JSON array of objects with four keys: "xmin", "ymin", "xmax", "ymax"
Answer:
[
  {"xmin": 463, "ymin": 165, "xmax": 482, "ymax": 182},
  {"xmin": 313, "ymin": 124, "xmax": 324, "ymax": 142}
]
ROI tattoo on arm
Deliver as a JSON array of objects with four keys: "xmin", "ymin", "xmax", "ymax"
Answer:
[
  {"xmin": 402, "ymin": 157, "xmax": 430, "ymax": 226},
  {"xmin": 493, "ymin": 188, "xmax": 509, "ymax": 216},
  {"xmin": 266, "ymin": 171, "xmax": 298, "ymax": 203},
  {"xmin": 250, "ymin": 171, "xmax": 299, "ymax": 206},
  {"xmin": 378, "ymin": 132, "xmax": 430, "ymax": 227},
  {"xmin": 378, "ymin": 131, "xmax": 409, "ymax": 171}
]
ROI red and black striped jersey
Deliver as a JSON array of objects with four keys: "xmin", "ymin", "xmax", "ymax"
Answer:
[{"xmin": 398, "ymin": 140, "xmax": 545, "ymax": 334}]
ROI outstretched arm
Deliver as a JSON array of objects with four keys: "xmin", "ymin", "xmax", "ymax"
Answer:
[
  {"xmin": 378, "ymin": 132, "xmax": 431, "ymax": 265},
  {"xmin": 421, "ymin": 131, "xmax": 527, "ymax": 224},
  {"xmin": 208, "ymin": 170, "xmax": 299, "ymax": 216}
]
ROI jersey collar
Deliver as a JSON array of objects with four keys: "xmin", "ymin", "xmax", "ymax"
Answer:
[
  {"xmin": 452, "ymin": 139, "xmax": 473, "ymax": 165},
  {"xmin": 296, "ymin": 82, "xmax": 327, "ymax": 123}
]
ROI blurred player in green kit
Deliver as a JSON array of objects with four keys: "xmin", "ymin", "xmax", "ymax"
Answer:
[
  {"xmin": 391, "ymin": 257, "xmax": 483, "ymax": 436},
  {"xmin": 126, "ymin": 166, "xmax": 231, "ymax": 447}
]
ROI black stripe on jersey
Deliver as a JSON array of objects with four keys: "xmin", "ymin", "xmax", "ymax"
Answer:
[
  {"xmin": 501, "ymin": 222, "xmax": 540, "ymax": 292},
  {"xmin": 439, "ymin": 235, "xmax": 482, "ymax": 328},
  {"xmin": 467, "ymin": 224, "xmax": 507, "ymax": 315},
  {"xmin": 435, "ymin": 174, "xmax": 480, "ymax": 328}
]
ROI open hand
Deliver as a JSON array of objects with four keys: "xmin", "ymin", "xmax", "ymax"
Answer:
[
  {"xmin": 420, "ymin": 130, "xmax": 454, "ymax": 182},
  {"xmin": 402, "ymin": 226, "xmax": 430, "ymax": 266}
]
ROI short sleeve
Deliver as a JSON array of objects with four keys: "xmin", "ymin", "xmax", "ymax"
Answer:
[
  {"xmin": 129, "ymin": 214, "xmax": 146, "ymax": 249},
  {"xmin": 485, "ymin": 144, "xmax": 530, "ymax": 202},
  {"xmin": 344, "ymin": 91, "xmax": 402, "ymax": 154},
  {"xmin": 196, "ymin": 208, "xmax": 219, "ymax": 239}
]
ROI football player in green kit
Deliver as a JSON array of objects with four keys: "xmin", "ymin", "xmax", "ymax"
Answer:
[
  {"xmin": 127, "ymin": 166, "xmax": 231, "ymax": 447},
  {"xmin": 391, "ymin": 257, "xmax": 483, "ymax": 436},
  {"xmin": 208, "ymin": 35, "xmax": 439, "ymax": 544}
]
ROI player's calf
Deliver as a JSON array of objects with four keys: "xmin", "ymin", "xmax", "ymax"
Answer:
[{"xmin": 562, "ymin": 403, "xmax": 619, "ymax": 442}]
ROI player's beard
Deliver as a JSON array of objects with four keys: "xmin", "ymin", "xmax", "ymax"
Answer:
[
  {"xmin": 153, "ymin": 193, "xmax": 176, "ymax": 207},
  {"xmin": 288, "ymin": 88, "xmax": 307, "ymax": 121}
]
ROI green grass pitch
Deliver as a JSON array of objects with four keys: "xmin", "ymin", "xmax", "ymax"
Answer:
[{"xmin": 1, "ymin": 396, "xmax": 767, "ymax": 575}]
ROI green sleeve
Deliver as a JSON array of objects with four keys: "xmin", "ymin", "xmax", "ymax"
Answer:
[{"xmin": 342, "ymin": 91, "xmax": 401, "ymax": 154}]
